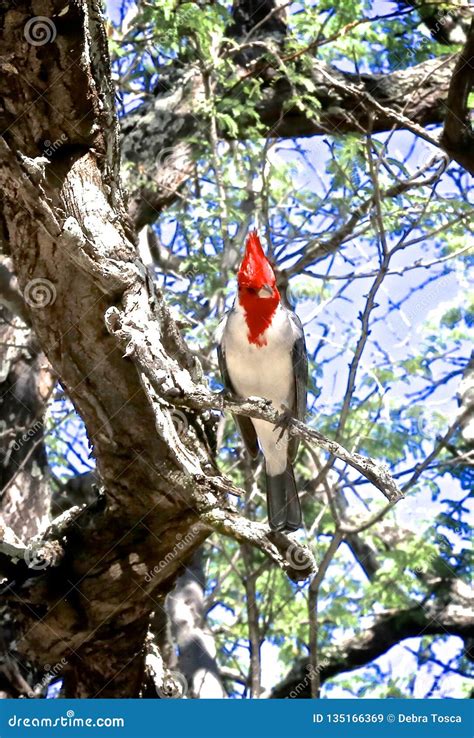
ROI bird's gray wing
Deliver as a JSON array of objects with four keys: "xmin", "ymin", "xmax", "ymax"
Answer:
[
  {"xmin": 288, "ymin": 310, "xmax": 308, "ymax": 462},
  {"xmin": 217, "ymin": 323, "xmax": 259, "ymax": 459}
]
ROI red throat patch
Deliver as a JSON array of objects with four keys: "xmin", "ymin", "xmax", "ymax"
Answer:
[{"xmin": 237, "ymin": 231, "xmax": 280, "ymax": 346}]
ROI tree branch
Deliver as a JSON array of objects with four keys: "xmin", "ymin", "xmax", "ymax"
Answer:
[
  {"xmin": 122, "ymin": 50, "xmax": 457, "ymax": 227},
  {"xmin": 178, "ymin": 393, "xmax": 404, "ymax": 504},
  {"xmin": 271, "ymin": 579, "xmax": 474, "ymax": 697}
]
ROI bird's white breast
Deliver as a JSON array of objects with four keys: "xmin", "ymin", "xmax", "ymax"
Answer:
[
  {"xmin": 221, "ymin": 301, "xmax": 297, "ymax": 475},
  {"xmin": 222, "ymin": 302, "xmax": 295, "ymax": 409}
]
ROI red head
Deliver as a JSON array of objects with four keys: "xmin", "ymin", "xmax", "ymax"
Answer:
[{"xmin": 237, "ymin": 230, "xmax": 280, "ymax": 345}]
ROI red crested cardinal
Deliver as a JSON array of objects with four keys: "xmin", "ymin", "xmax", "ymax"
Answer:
[{"xmin": 217, "ymin": 230, "xmax": 308, "ymax": 532}]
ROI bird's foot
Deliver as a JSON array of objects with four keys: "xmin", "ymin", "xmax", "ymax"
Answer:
[{"xmin": 274, "ymin": 406, "xmax": 293, "ymax": 444}]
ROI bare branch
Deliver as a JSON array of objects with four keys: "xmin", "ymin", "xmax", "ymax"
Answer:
[{"xmin": 285, "ymin": 153, "xmax": 449, "ymax": 275}]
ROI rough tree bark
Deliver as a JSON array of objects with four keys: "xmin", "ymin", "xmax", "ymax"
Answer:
[
  {"xmin": 0, "ymin": 271, "xmax": 54, "ymax": 541},
  {"xmin": 0, "ymin": 261, "xmax": 55, "ymax": 697}
]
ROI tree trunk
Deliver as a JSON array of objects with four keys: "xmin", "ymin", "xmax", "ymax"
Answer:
[
  {"xmin": 0, "ymin": 0, "xmax": 207, "ymax": 697},
  {"xmin": 0, "ymin": 263, "xmax": 54, "ymax": 697},
  {"xmin": 0, "ymin": 293, "xmax": 53, "ymax": 539}
]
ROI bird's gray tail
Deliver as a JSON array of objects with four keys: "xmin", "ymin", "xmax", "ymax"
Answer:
[{"xmin": 266, "ymin": 463, "xmax": 302, "ymax": 532}]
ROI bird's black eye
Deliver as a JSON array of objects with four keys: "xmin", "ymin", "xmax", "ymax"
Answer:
[{"xmin": 246, "ymin": 287, "xmax": 256, "ymax": 294}]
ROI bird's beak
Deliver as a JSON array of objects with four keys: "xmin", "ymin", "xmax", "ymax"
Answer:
[{"xmin": 257, "ymin": 284, "xmax": 274, "ymax": 299}]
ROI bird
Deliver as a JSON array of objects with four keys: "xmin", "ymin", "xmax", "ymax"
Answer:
[{"xmin": 217, "ymin": 230, "xmax": 308, "ymax": 532}]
